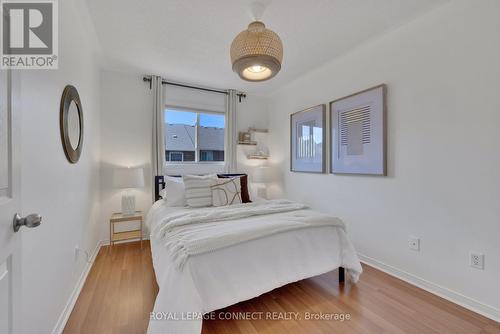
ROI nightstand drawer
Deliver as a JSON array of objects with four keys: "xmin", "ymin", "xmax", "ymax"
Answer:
[
  {"xmin": 112, "ymin": 230, "xmax": 141, "ymax": 242},
  {"xmin": 109, "ymin": 211, "xmax": 143, "ymax": 248}
]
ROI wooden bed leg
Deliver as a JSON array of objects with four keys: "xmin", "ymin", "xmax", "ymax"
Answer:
[{"xmin": 339, "ymin": 267, "xmax": 345, "ymax": 283}]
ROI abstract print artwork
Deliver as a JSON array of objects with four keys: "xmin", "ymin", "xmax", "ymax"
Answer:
[
  {"xmin": 330, "ymin": 85, "xmax": 386, "ymax": 175},
  {"xmin": 290, "ymin": 105, "xmax": 326, "ymax": 173}
]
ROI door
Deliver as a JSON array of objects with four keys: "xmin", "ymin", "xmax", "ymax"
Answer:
[{"xmin": 0, "ymin": 69, "xmax": 22, "ymax": 333}]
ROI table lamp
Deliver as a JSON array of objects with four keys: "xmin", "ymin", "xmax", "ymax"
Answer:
[
  {"xmin": 113, "ymin": 167, "xmax": 144, "ymax": 215},
  {"xmin": 253, "ymin": 166, "xmax": 271, "ymax": 199}
]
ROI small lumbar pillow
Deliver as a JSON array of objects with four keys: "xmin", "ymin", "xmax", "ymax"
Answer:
[
  {"xmin": 211, "ymin": 177, "xmax": 242, "ymax": 207},
  {"xmin": 160, "ymin": 176, "xmax": 186, "ymax": 207},
  {"xmin": 183, "ymin": 174, "xmax": 218, "ymax": 207},
  {"xmin": 217, "ymin": 174, "xmax": 252, "ymax": 203}
]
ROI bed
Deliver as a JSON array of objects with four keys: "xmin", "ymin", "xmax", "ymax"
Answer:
[{"xmin": 146, "ymin": 175, "xmax": 363, "ymax": 334}]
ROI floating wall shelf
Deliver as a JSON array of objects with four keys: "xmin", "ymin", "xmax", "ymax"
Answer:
[
  {"xmin": 248, "ymin": 127, "xmax": 269, "ymax": 133},
  {"xmin": 247, "ymin": 155, "xmax": 269, "ymax": 160},
  {"xmin": 238, "ymin": 141, "xmax": 257, "ymax": 145}
]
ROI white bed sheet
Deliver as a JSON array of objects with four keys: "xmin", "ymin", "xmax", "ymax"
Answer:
[{"xmin": 146, "ymin": 200, "xmax": 362, "ymax": 334}]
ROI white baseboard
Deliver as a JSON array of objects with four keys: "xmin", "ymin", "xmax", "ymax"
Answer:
[
  {"xmin": 359, "ymin": 253, "xmax": 500, "ymax": 323},
  {"xmin": 51, "ymin": 240, "xmax": 103, "ymax": 334}
]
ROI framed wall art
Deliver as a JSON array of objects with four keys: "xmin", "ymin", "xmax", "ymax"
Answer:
[
  {"xmin": 290, "ymin": 104, "xmax": 326, "ymax": 173},
  {"xmin": 330, "ymin": 84, "xmax": 386, "ymax": 175}
]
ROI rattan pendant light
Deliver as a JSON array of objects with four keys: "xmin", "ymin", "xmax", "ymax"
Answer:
[{"xmin": 230, "ymin": 20, "xmax": 283, "ymax": 82}]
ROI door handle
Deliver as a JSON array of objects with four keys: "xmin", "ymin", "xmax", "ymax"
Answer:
[{"xmin": 13, "ymin": 213, "xmax": 42, "ymax": 232}]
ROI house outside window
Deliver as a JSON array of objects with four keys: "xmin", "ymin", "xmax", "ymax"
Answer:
[
  {"xmin": 165, "ymin": 108, "xmax": 225, "ymax": 163},
  {"xmin": 200, "ymin": 150, "xmax": 224, "ymax": 161},
  {"xmin": 200, "ymin": 150, "xmax": 213, "ymax": 161},
  {"xmin": 169, "ymin": 152, "xmax": 184, "ymax": 161}
]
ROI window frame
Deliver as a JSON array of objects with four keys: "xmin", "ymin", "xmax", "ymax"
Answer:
[{"xmin": 164, "ymin": 106, "xmax": 226, "ymax": 165}]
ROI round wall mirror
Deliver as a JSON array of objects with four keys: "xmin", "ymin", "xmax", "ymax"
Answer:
[
  {"xmin": 60, "ymin": 85, "xmax": 83, "ymax": 163},
  {"xmin": 67, "ymin": 101, "xmax": 80, "ymax": 150}
]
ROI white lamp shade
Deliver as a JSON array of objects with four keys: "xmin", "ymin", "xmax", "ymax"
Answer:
[
  {"xmin": 113, "ymin": 167, "xmax": 145, "ymax": 189},
  {"xmin": 253, "ymin": 166, "xmax": 272, "ymax": 184}
]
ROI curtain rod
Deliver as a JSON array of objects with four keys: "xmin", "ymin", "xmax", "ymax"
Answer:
[{"xmin": 143, "ymin": 76, "xmax": 247, "ymax": 102}]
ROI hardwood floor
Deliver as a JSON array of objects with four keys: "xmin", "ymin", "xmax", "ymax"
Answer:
[
  {"xmin": 63, "ymin": 241, "xmax": 158, "ymax": 334},
  {"xmin": 64, "ymin": 241, "xmax": 500, "ymax": 334}
]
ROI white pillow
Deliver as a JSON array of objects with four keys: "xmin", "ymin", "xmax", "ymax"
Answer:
[
  {"xmin": 183, "ymin": 174, "xmax": 218, "ymax": 208},
  {"xmin": 211, "ymin": 177, "xmax": 242, "ymax": 207},
  {"xmin": 160, "ymin": 176, "xmax": 186, "ymax": 207}
]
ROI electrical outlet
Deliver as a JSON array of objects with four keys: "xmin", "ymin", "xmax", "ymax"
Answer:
[
  {"xmin": 408, "ymin": 236, "xmax": 420, "ymax": 251},
  {"xmin": 470, "ymin": 252, "xmax": 484, "ymax": 270}
]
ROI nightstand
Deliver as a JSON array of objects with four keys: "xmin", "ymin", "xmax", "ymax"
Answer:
[{"xmin": 109, "ymin": 211, "xmax": 143, "ymax": 248}]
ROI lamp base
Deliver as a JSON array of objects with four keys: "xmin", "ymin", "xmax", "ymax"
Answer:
[
  {"xmin": 256, "ymin": 185, "xmax": 268, "ymax": 200},
  {"xmin": 121, "ymin": 193, "xmax": 136, "ymax": 215}
]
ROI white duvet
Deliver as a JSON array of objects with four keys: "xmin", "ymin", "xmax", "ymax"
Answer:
[
  {"xmin": 146, "ymin": 200, "xmax": 362, "ymax": 334},
  {"xmin": 152, "ymin": 200, "xmax": 348, "ymax": 269}
]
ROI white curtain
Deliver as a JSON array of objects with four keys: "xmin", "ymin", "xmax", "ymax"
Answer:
[
  {"xmin": 152, "ymin": 75, "xmax": 165, "ymax": 181},
  {"xmin": 224, "ymin": 90, "xmax": 238, "ymax": 173}
]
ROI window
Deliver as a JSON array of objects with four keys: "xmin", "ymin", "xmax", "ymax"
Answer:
[
  {"xmin": 199, "ymin": 150, "xmax": 224, "ymax": 161},
  {"xmin": 200, "ymin": 151, "xmax": 213, "ymax": 161},
  {"xmin": 169, "ymin": 152, "xmax": 184, "ymax": 161},
  {"xmin": 165, "ymin": 108, "xmax": 225, "ymax": 163}
]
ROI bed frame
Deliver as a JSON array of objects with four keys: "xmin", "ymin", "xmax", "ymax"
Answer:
[{"xmin": 153, "ymin": 174, "xmax": 346, "ymax": 283}]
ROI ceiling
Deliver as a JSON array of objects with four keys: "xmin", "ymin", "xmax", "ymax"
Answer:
[{"xmin": 87, "ymin": 0, "xmax": 447, "ymax": 95}]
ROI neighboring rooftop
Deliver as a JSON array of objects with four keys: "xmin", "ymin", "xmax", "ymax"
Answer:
[{"xmin": 165, "ymin": 123, "xmax": 224, "ymax": 151}]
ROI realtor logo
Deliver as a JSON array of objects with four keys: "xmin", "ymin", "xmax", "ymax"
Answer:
[{"xmin": 1, "ymin": 0, "xmax": 58, "ymax": 69}]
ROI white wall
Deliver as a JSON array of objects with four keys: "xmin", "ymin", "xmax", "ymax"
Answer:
[
  {"xmin": 18, "ymin": 0, "xmax": 102, "ymax": 333},
  {"xmin": 267, "ymin": 0, "xmax": 500, "ymax": 319},
  {"xmin": 236, "ymin": 94, "xmax": 270, "ymax": 180},
  {"xmin": 100, "ymin": 70, "xmax": 153, "ymax": 237},
  {"xmin": 99, "ymin": 69, "xmax": 269, "ymax": 236}
]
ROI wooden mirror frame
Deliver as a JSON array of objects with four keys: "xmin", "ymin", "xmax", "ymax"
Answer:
[{"xmin": 60, "ymin": 85, "xmax": 84, "ymax": 163}]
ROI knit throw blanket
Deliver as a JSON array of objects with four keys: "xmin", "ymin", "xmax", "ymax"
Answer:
[{"xmin": 152, "ymin": 200, "xmax": 346, "ymax": 269}]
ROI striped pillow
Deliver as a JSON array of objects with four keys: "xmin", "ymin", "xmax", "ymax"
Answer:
[{"xmin": 183, "ymin": 174, "xmax": 218, "ymax": 208}]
